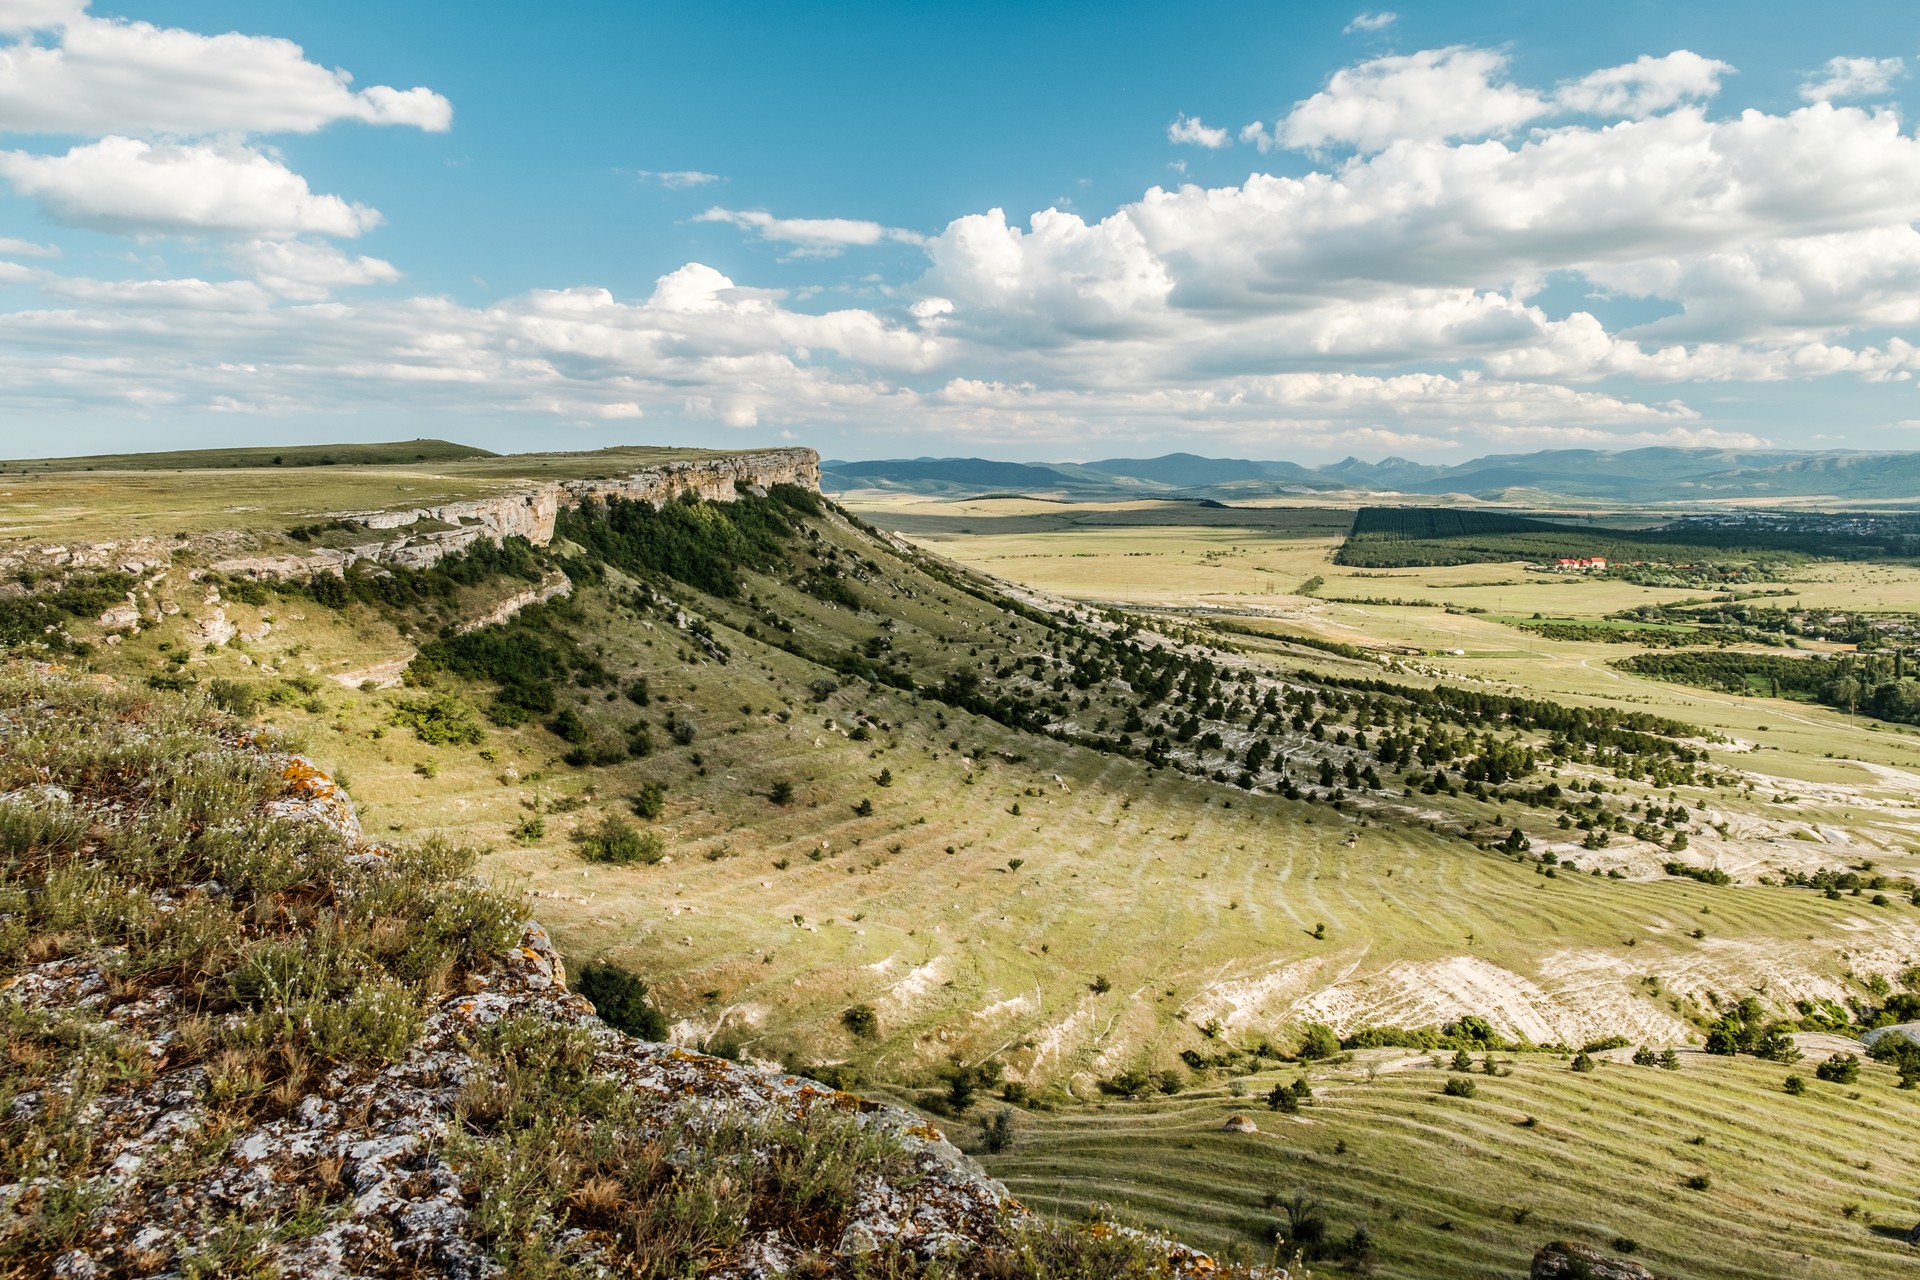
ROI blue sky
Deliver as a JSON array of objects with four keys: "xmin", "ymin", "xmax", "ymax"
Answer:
[{"xmin": 2, "ymin": 1, "xmax": 1920, "ymax": 461}]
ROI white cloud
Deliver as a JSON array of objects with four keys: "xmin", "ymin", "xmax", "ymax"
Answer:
[
  {"xmin": 0, "ymin": 137, "xmax": 381, "ymax": 236},
  {"xmin": 0, "ymin": 235, "xmax": 55, "ymax": 257},
  {"xmin": 630, "ymin": 169, "xmax": 724, "ymax": 188},
  {"xmin": 1279, "ymin": 47, "xmax": 1549, "ymax": 152},
  {"xmin": 1343, "ymin": 12, "xmax": 1397, "ymax": 34},
  {"xmin": 8, "ymin": 40, "xmax": 1920, "ymax": 456},
  {"xmin": 693, "ymin": 207, "xmax": 927, "ymax": 256},
  {"xmin": 1554, "ymin": 51, "xmax": 1731, "ymax": 117},
  {"xmin": 0, "ymin": 11, "xmax": 450, "ymax": 136},
  {"xmin": 229, "ymin": 239, "xmax": 399, "ymax": 300},
  {"xmin": 1238, "ymin": 121, "xmax": 1274, "ymax": 151},
  {"xmin": 0, "ymin": 0, "xmax": 82, "ymax": 34},
  {"xmin": 933, "ymin": 102, "xmax": 1920, "ymax": 333},
  {"xmin": 1800, "ymin": 55, "xmax": 1905, "ymax": 103},
  {"xmin": 1168, "ymin": 114, "xmax": 1230, "ymax": 149}
]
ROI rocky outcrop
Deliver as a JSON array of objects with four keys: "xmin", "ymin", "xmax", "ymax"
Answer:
[
  {"xmin": 211, "ymin": 447, "xmax": 820, "ymax": 580},
  {"xmin": 456, "ymin": 570, "xmax": 572, "ymax": 634},
  {"xmin": 0, "ymin": 448, "xmax": 819, "ymax": 585},
  {"xmin": 1532, "ymin": 1241, "xmax": 1661, "ymax": 1280}
]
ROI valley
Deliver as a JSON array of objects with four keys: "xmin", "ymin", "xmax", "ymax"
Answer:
[{"xmin": 11, "ymin": 442, "xmax": 1920, "ymax": 1277}]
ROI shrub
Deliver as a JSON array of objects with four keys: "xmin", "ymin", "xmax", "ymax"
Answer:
[
  {"xmin": 842, "ymin": 1004, "xmax": 880, "ymax": 1039},
  {"xmin": 572, "ymin": 814, "xmax": 665, "ymax": 865},
  {"xmin": 547, "ymin": 707, "xmax": 588, "ymax": 744},
  {"xmin": 1570, "ymin": 1051, "xmax": 1596, "ymax": 1073},
  {"xmin": 980, "ymin": 1106, "xmax": 1017, "ymax": 1154},
  {"xmin": 391, "ymin": 692, "xmax": 487, "ymax": 746},
  {"xmin": 576, "ymin": 961, "xmax": 668, "ymax": 1040},
  {"xmin": 1683, "ymin": 1173, "xmax": 1712, "ymax": 1191},
  {"xmin": 1298, "ymin": 1023, "xmax": 1340, "ymax": 1061},
  {"xmin": 1442, "ymin": 1077, "xmax": 1478, "ymax": 1098},
  {"xmin": 769, "ymin": 780, "xmax": 794, "ymax": 805},
  {"xmin": 512, "ymin": 815, "xmax": 546, "ymax": 845},
  {"xmin": 629, "ymin": 784, "xmax": 666, "ymax": 820},
  {"xmin": 207, "ymin": 678, "xmax": 259, "ymax": 718},
  {"xmin": 1090, "ymin": 974, "xmax": 1112, "ymax": 995},
  {"xmin": 1816, "ymin": 1052, "xmax": 1861, "ymax": 1084},
  {"xmin": 1783, "ymin": 1073, "xmax": 1807, "ymax": 1095},
  {"xmin": 851, "ymin": 798, "xmax": 874, "ymax": 817},
  {"xmin": 625, "ymin": 677, "xmax": 651, "ymax": 706}
]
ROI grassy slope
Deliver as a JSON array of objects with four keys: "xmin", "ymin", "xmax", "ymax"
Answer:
[
  {"xmin": 20, "ymin": 473, "xmax": 1920, "ymax": 1279},
  {"xmin": 57, "ymin": 496, "xmax": 1903, "ymax": 1080},
  {"xmin": 980, "ymin": 1048, "xmax": 1920, "ymax": 1280},
  {"xmin": 0, "ymin": 438, "xmax": 495, "ymax": 471}
]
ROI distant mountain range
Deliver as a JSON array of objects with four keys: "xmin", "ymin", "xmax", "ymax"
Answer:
[{"xmin": 821, "ymin": 448, "xmax": 1920, "ymax": 504}]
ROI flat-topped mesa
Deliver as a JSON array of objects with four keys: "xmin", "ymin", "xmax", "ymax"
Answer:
[{"xmin": 216, "ymin": 447, "xmax": 820, "ymax": 579}]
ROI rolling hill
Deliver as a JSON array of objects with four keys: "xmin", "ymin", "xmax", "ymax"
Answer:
[
  {"xmin": 11, "ymin": 439, "xmax": 1920, "ymax": 1278},
  {"xmin": 823, "ymin": 446, "xmax": 1920, "ymax": 505}
]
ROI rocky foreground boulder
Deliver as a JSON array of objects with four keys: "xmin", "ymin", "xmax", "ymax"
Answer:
[{"xmin": 0, "ymin": 664, "xmax": 1261, "ymax": 1279}]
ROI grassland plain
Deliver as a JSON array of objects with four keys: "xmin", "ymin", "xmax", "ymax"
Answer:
[
  {"xmin": 0, "ymin": 442, "xmax": 734, "ymax": 543},
  {"xmin": 15, "ymin": 448, "xmax": 1920, "ymax": 1278}
]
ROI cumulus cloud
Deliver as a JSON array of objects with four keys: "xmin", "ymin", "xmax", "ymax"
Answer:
[
  {"xmin": 0, "ymin": 0, "xmax": 82, "ymax": 34},
  {"xmin": 1167, "ymin": 114, "xmax": 1230, "ymax": 148},
  {"xmin": 927, "ymin": 103, "xmax": 1920, "ymax": 333},
  {"xmin": 1554, "ymin": 51, "xmax": 1731, "ymax": 117},
  {"xmin": 229, "ymin": 239, "xmax": 399, "ymax": 300},
  {"xmin": 1343, "ymin": 11, "xmax": 1397, "ymax": 34},
  {"xmin": 0, "ymin": 137, "xmax": 382, "ymax": 237},
  {"xmin": 693, "ymin": 207, "xmax": 927, "ymax": 256},
  {"xmin": 1279, "ymin": 47, "xmax": 1549, "ymax": 152},
  {"xmin": 0, "ymin": 235, "xmax": 55, "ymax": 257},
  {"xmin": 1800, "ymin": 55, "xmax": 1905, "ymax": 102},
  {"xmin": 6, "ymin": 36, "xmax": 1920, "ymax": 456},
  {"xmin": 0, "ymin": 11, "xmax": 450, "ymax": 135}
]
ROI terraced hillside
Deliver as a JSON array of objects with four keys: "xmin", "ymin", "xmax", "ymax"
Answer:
[
  {"xmin": 12, "ymin": 442, "xmax": 1920, "ymax": 1277},
  {"xmin": 981, "ymin": 1045, "xmax": 1920, "ymax": 1280}
]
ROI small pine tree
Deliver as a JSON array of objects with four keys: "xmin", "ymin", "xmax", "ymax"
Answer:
[{"xmin": 1571, "ymin": 1051, "xmax": 1596, "ymax": 1073}]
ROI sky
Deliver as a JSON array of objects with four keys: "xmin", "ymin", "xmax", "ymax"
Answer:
[{"xmin": 3, "ymin": 2, "xmax": 1920, "ymax": 462}]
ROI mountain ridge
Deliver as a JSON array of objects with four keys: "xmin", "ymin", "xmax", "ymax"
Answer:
[{"xmin": 822, "ymin": 446, "xmax": 1920, "ymax": 503}]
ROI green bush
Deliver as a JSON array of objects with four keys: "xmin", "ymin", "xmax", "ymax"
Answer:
[
  {"xmin": 842, "ymin": 1003, "xmax": 880, "ymax": 1039},
  {"xmin": 629, "ymin": 784, "xmax": 666, "ymax": 820},
  {"xmin": 575, "ymin": 961, "xmax": 668, "ymax": 1040},
  {"xmin": 207, "ymin": 679, "xmax": 259, "ymax": 718},
  {"xmin": 572, "ymin": 814, "xmax": 665, "ymax": 865},
  {"xmin": 1815, "ymin": 1052, "xmax": 1861, "ymax": 1083},
  {"xmin": 391, "ymin": 692, "xmax": 486, "ymax": 746},
  {"xmin": 1297, "ymin": 1023, "xmax": 1340, "ymax": 1061},
  {"xmin": 1442, "ymin": 1077, "xmax": 1478, "ymax": 1098}
]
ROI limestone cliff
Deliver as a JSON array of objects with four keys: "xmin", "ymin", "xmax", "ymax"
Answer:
[
  {"xmin": 0, "ymin": 447, "xmax": 819, "ymax": 583},
  {"xmin": 212, "ymin": 447, "xmax": 821, "ymax": 579}
]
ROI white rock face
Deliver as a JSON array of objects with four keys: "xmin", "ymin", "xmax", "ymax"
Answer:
[{"xmin": 212, "ymin": 448, "xmax": 821, "ymax": 581}]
